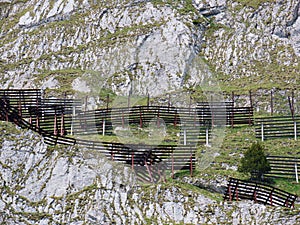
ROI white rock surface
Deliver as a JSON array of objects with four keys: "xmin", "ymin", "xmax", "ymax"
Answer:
[{"xmin": 0, "ymin": 122, "xmax": 299, "ymax": 224}]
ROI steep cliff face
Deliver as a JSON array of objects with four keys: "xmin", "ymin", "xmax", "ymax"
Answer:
[
  {"xmin": 196, "ymin": 0, "xmax": 300, "ymax": 91},
  {"xmin": 1, "ymin": 0, "xmax": 298, "ymax": 99},
  {"xmin": 1, "ymin": 122, "xmax": 299, "ymax": 224},
  {"xmin": 0, "ymin": 0, "xmax": 205, "ymax": 98}
]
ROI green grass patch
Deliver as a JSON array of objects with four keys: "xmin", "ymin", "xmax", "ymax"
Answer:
[
  {"xmin": 233, "ymin": 0, "xmax": 277, "ymax": 9},
  {"xmin": 273, "ymin": 178, "xmax": 300, "ymax": 196}
]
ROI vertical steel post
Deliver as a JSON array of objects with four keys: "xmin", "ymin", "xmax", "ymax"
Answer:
[
  {"xmin": 122, "ymin": 111, "xmax": 124, "ymax": 128},
  {"xmin": 139, "ymin": 106, "xmax": 142, "ymax": 128},
  {"xmin": 248, "ymin": 108, "xmax": 252, "ymax": 125},
  {"xmin": 261, "ymin": 122, "xmax": 264, "ymax": 142},
  {"xmin": 206, "ymin": 127, "xmax": 209, "ymax": 146},
  {"xmin": 249, "ymin": 90, "xmax": 253, "ymax": 109},
  {"xmin": 184, "ymin": 129, "xmax": 187, "ymax": 145},
  {"xmin": 190, "ymin": 147, "xmax": 193, "ymax": 177},
  {"xmin": 172, "ymin": 151, "xmax": 174, "ymax": 179},
  {"xmin": 102, "ymin": 119, "xmax": 105, "ymax": 136},
  {"xmin": 85, "ymin": 96, "xmax": 87, "ymax": 112},
  {"xmin": 294, "ymin": 121, "xmax": 297, "ymax": 141},
  {"xmin": 60, "ymin": 113, "xmax": 64, "ymax": 136},
  {"xmin": 147, "ymin": 93, "xmax": 150, "ymax": 109},
  {"xmin": 54, "ymin": 113, "xmax": 57, "ymax": 135},
  {"xmin": 168, "ymin": 94, "xmax": 170, "ymax": 112},
  {"xmin": 131, "ymin": 152, "xmax": 134, "ymax": 170},
  {"xmin": 270, "ymin": 90, "xmax": 274, "ymax": 116},
  {"xmin": 231, "ymin": 92, "xmax": 234, "ymax": 128},
  {"xmin": 288, "ymin": 96, "xmax": 295, "ymax": 119},
  {"xmin": 18, "ymin": 100, "xmax": 22, "ymax": 117},
  {"xmin": 106, "ymin": 94, "xmax": 109, "ymax": 111},
  {"xmin": 295, "ymin": 162, "xmax": 299, "ymax": 183},
  {"xmin": 127, "ymin": 94, "xmax": 130, "ymax": 108},
  {"xmin": 70, "ymin": 105, "xmax": 75, "ymax": 135}
]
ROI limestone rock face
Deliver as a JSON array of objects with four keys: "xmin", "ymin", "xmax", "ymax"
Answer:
[
  {"xmin": 0, "ymin": 122, "xmax": 299, "ymax": 224},
  {"xmin": 195, "ymin": 0, "xmax": 300, "ymax": 90},
  {"xmin": 1, "ymin": 0, "xmax": 299, "ymax": 98},
  {"xmin": 0, "ymin": 0, "xmax": 204, "ymax": 98}
]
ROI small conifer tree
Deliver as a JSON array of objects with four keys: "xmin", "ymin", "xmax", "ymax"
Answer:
[{"xmin": 238, "ymin": 142, "xmax": 271, "ymax": 181}]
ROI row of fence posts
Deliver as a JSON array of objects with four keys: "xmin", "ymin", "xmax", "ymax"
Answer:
[
  {"xmin": 82, "ymin": 92, "xmax": 256, "ymax": 137},
  {"xmin": 182, "ymin": 128, "xmax": 211, "ymax": 146},
  {"xmin": 5, "ymin": 94, "xmax": 93, "ymax": 137},
  {"xmin": 98, "ymin": 120, "xmax": 211, "ymax": 146},
  {"xmin": 240, "ymin": 90, "xmax": 296, "ymax": 117},
  {"xmin": 3, "ymin": 89, "xmax": 298, "ymax": 135},
  {"xmin": 95, "ymin": 94, "xmax": 213, "ymax": 145},
  {"xmin": 5, "ymin": 91, "xmax": 70, "ymax": 136},
  {"xmin": 49, "ymin": 89, "xmax": 298, "ymax": 136},
  {"xmin": 81, "ymin": 90, "xmax": 298, "ymax": 116},
  {"xmin": 108, "ymin": 145, "xmax": 194, "ymax": 180}
]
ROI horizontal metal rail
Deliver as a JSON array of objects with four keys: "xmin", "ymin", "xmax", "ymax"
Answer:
[
  {"xmin": 224, "ymin": 177, "xmax": 297, "ymax": 208},
  {"xmin": 0, "ymin": 97, "xmax": 196, "ymax": 183},
  {"xmin": 255, "ymin": 116, "xmax": 300, "ymax": 140},
  {"xmin": 262, "ymin": 156, "xmax": 300, "ymax": 180}
]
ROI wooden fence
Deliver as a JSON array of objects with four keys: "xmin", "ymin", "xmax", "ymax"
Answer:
[
  {"xmin": 0, "ymin": 97, "xmax": 196, "ymax": 183},
  {"xmin": 72, "ymin": 106, "xmax": 212, "ymax": 145},
  {"xmin": 0, "ymin": 89, "xmax": 41, "ymax": 108},
  {"xmin": 0, "ymin": 98, "xmax": 77, "ymax": 146},
  {"xmin": 255, "ymin": 116, "xmax": 300, "ymax": 141},
  {"xmin": 197, "ymin": 102, "xmax": 254, "ymax": 127},
  {"xmin": 224, "ymin": 178, "xmax": 297, "ymax": 208},
  {"xmin": 72, "ymin": 103, "xmax": 253, "ymax": 145},
  {"xmin": 263, "ymin": 156, "xmax": 300, "ymax": 181},
  {"xmin": 0, "ymin": 89, "xmax": 81, "ymax": 135},
  {"xmin": 0, "ymin": 90, "xmax": 254, "ymax": 145}
]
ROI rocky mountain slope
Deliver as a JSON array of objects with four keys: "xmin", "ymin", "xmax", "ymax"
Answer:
[
  {"xmin": 0, "ymin": 0, "xmax": 299, "ymax": 99},
  {"xmin": 0, "ymin": 122, "xmax": 299, "ymax": 224},
  {"xmin": 1, "ymin": 0, "xmax": 300, "ymax": 224}
]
